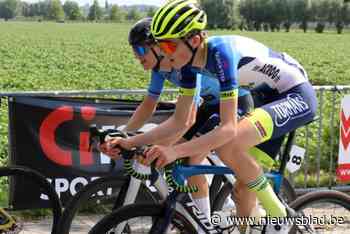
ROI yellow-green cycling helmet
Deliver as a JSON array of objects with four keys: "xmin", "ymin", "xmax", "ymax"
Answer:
[{"xmin": 151, "ymin": 0, "xmax": 207, "ymax": 40}]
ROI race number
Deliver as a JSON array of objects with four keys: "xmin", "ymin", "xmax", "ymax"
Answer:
[{"xmin": 287, "ymin": 145, "xmax": 305, "ymax": 173}]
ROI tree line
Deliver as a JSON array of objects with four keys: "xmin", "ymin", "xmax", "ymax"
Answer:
[
  {"xmin": 0, "ymin": 0, "xmax": 156, "ymax": 22},
  {"xmin": 1, "ymin": 0, "xmax": 349, "ymax": 33},
  {"xmin": 201, "ymin": 0, "xmax": 350, "ymax": 33}
]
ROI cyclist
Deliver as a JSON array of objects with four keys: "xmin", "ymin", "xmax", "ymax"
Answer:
[
  {"xmin": 106, "ymin": 1, "xmax": 317, "ymax": 233},
  {"xmin": 142, "ymin": 0, "xmax": 315, "ymax": 233},
  {"xmin": 101, "ymin": 17, "xmax": 254, "ymax": 221}
]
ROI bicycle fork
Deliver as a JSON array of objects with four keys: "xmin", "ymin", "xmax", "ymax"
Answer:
[{"xmin": 113, "ymin": 162, "xmax": 170, "ymax": 234}]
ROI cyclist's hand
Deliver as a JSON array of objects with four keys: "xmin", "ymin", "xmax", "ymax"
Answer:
[
  {"xmin": 98, "ymin": 138, "xmax": 133, "ymax": 160},
  {"xmin": 97, "ymin": 142, "xmax": 109, "ymax": 155},
  {"xmin": 97, "ymin": 141, "xmax": 120, "ymax": 160},
  {"xmin": 145, "ymin": 145, "xmax": 179, "ymax": 168}
]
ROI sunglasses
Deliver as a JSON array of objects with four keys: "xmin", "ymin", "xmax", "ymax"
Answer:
[
  {"xmin": 132, "ymin": 45, "xmax": 150, "ymax": 57},
  {"xmin": 158, "ymin": 40, "xmax": 178, "ymax": 55}
]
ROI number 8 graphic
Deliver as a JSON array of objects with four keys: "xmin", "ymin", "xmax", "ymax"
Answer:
[{"xmin": 291, "ymin": 155, "xmax": 302, "ymax": 165}]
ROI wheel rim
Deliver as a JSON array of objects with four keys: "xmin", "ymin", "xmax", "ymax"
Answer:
[{"xmin": 293, "ymin": 199, "xmax": 350, "ymax": 234}]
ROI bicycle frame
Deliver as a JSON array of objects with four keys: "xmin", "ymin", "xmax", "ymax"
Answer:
[
  {"xmin": 151, "ymin": 164, "xmax": 285, "ymax": 234},
  {"xmin": 97, "ymin": 126, "xmax": 313, "ymax": 234},
  {"xmin": 88, "ymin": 119, "xmax": 303, "ymax": 233},
  {"xmin": 113, "ymin": 161, "xmax": 169, "ymax": 233},
  {"xmin": 113, "ymin": 153, "xmax": 236, "ymax": 233}
]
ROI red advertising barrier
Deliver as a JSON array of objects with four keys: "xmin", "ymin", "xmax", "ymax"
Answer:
[{"xmin": 337, "ymin": 95, "xmax": 350, "ymax": 182}]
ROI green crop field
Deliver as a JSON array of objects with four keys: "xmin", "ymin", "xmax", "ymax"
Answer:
[
  {"xmin": 0, "ymin": 22, "xmax": 350, "ymax": 188},
  {"xmin": 0, "ymin": 22, "xmax": 349, "ymax": 93}
]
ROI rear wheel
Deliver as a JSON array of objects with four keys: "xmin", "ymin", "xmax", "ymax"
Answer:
[
  {"xmin": 0, "ymin": 166, "xmax": 62, "ymax": 234},
  {"xmin": 289, "ymin": 190, "xmax": 350, "ymax": 233}
]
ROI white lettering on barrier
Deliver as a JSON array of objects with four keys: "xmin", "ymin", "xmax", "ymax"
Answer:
[
  {"xmin": 56, "ymin": 178, "xmax": 69, "ymax": 196},
  {"xmin": 70, "ymin": 177, "xmax": 89, "ymax": 195},
  {"xmin": 40, "ymin": 177, "xmax": 115, "ymax": 200}
]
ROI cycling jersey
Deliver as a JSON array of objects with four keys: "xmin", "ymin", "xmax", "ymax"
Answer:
[
  {"xmin": 148, "ymin": 69, "xmax": 250, "ymax": 106},
  {"xmin": 176, "ymin": 35, "xmax": 316, "ymax": 166},
  {"xmin": 183, "ymin": 93, "xmax": 254, "ymax": 140},
  {"xmin": 178, "ymin": 35, "xmax": 308, "ymax": 99}
]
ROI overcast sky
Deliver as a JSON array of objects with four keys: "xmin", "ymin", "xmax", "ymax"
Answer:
[{"xmin": 24, "ymin": 0, "xmax": 166, "ymax": 6}]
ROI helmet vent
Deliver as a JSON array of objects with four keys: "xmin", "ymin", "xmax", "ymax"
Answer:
[
  {"xmin": 173, "ymin": 10, "xmax": 198, "ymax": 35},
  {"xmin": 155, "ymin": 0, "xmax": 187, "ymax": 33},
  {"xmin": 157, "ymin": 5, "xmax": 191, "ymax": 37}
]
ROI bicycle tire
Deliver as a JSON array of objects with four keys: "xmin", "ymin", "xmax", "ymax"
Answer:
[
  {"xmin": 289, "ymin": 190, "xmax": 350, "ymax": 234},
  {"xmin": 88, "ymin": 203, "xmax": 196, "ymax": 234},
  {"xmin": 289, "ymin": 190, "xmax": 350, "ymax": 210},
  {"xmin": 0, "ymin": 166, "xmax": 62, "ymax": 234},
  {"xmin": 58, "ymin": 175, "xmax": 158, "ymax": 234},
  {"xmin": 212, "ymin": 177, "xmax": 296, "ymax": 212}
]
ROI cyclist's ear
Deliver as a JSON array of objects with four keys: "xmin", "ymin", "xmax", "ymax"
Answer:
[{"xmin": 187, "ymin": 34, "xmax": 202, "ymax": 48}]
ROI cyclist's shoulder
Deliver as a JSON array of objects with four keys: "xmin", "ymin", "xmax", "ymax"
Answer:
[
  {"xmin": 206, "ymin": 35, "xmax": 241, "ymax": 63},
  {"xmin": 206, "ymin": 35, "xmax": 234, "ymax": 54},
  {"xmin": 207, "ymin": 35, "xmax": 255, "ymax": 49},
  {"xmin": 207, "ymin": 35, "xmax": 270, "ymax": 58}
]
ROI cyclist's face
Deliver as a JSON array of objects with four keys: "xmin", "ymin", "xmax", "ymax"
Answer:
[
  {"xmin": 158, "ymin": 38, "xmax": 194, "ymax": 69},
  {"xmin": 132, "ymin": 44, "xmax": 158, "ymax": 70}
]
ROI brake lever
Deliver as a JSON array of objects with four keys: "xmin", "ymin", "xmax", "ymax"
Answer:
[
  {"xmin": 89, "ymin": 124, "xmax": 129, "ymax": 150},
  {"xmin": 89, "ymin": 124, "xmax": 157, "ymax": 177},
  {"xmin": 88, "ymin": 124, "xmax": 101, "ymax": 151}
]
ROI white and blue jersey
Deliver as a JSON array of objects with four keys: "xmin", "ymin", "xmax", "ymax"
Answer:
[
  {"xmin": 176, "ymin": 35, "xmax": 317, "ymax": 163},
  {"xmin": 178, "ymin": 35, "xmax": 309, "ymax": 98}
]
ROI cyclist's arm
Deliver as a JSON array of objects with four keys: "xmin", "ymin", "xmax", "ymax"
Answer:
[
  {"xmin": 128, "ymin": 92, "xmax": 196, "ymax": 147},
  {"xmin": 124, "ymin": 71, "xmax": 165, "ymax": 131},
  {"xmin": 124, "ymin": 96, "xmax": 158, "ymax": 132},
  {"xmin": 151, "ymin": 104, "xmax": 197, "ymax": 145},
  {"xmin": 150, "ymin": 73, "xmax": 201, "ymax": 145},
  {"xmin": 173, "ymin": 47, "xmax": 239, "ymax": 157},
  {"xmin": 174, "ymin": 92, "xmax": 238, "ymax": 157}
]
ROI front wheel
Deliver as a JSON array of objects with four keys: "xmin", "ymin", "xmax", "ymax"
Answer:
[
  {"xmin": 59, "ymin": 175, "xmax": 158, "ymax": 234},
  {"xmin": 289, "ymin": 190, "xmax": 350, "ymax": 233},
  {"xmin": 88, "ymin": 203, "xmax": 196, "ymax": 234}
]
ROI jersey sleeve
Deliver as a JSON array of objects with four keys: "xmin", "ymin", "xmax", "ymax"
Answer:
[
  {"xmin": 212, "ymin": 45, "xmax": 239, "ymax": 100},
  {"xmin": 178, "ymin": 66, "xmax": 198, "ymax": 96},
  {"xmin": 147, "ymin": 70, "xmax": 166, "ymax": 100}
]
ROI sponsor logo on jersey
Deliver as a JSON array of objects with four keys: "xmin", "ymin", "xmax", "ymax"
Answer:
[
  {"xmin": 176, "ymin": 71, "xmax": 182, "ymax": 81},
  {"xmin": 220, "ymin": 90, "xmax": 238, "ymax": 100},
  {"xmin": 253, "ymin": 64, "xmax": 281, "ymax": 83},
  {"xmin": 254, "ymin": 120, "xmax": 267, "ymax": 138},
  {"xmin": 214, "ymin": 51, "xmax": 226, "ymax": 82},
  {"xmin": 270, "ymin": 93, "xmax": 310, "ymax": 127},
  {"xmin": 179, "ymin": 87, "xmax": 196, "ymax": 96}
]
